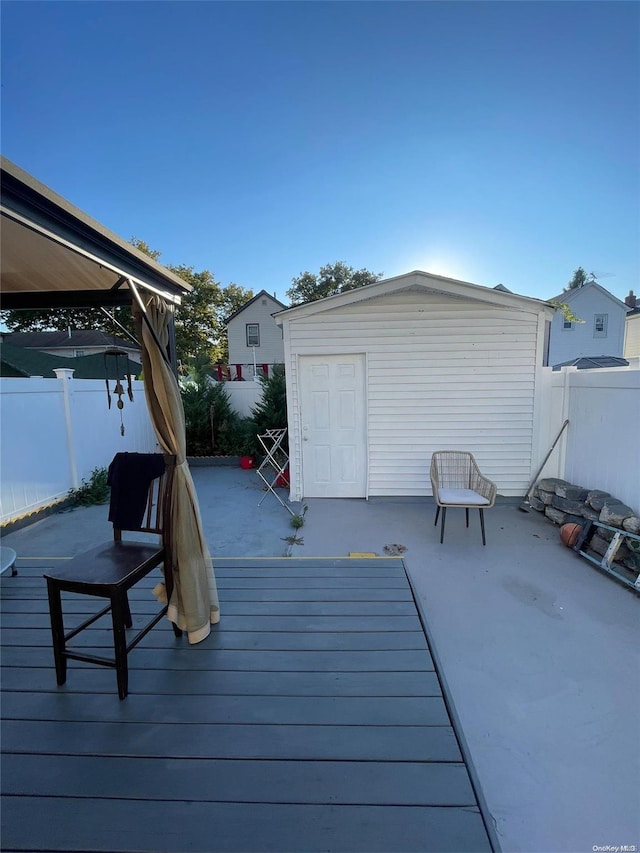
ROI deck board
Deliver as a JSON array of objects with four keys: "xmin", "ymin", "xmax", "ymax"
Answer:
[{"xmin": 0, "ymin": 557, "xmax": 494, "ymax": 852}]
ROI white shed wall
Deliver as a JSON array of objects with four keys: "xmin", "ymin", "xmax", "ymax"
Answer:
[
  {"xmin": 284, "ymin": 289, "xmax": 545, "ymax": 499},
  {"xmin": 227, "ymin": 295, "xmax": 284, "ymax": 367}
]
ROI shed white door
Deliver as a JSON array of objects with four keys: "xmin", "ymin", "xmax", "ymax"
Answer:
[{"xmin": 300, "ymin": 355, "xmax": 367, "ymax": 498}]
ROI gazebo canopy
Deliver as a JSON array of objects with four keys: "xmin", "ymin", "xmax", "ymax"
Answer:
[
  {"xmin": 0, "ymin": 157, "xmax": 220, "ymax": 643},
  {"xmin": 0, "ymin": 156, "xmax": 190, "ymax": 310}
]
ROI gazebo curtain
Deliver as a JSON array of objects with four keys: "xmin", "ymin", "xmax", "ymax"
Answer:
[{"xmin": 134, "ymin": 293, "xmax": 220, "ymax": 643}]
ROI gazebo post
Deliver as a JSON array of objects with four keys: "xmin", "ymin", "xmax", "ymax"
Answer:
[{"xmin": 167, "ymin": 309, "xmax": 178, "ymax": 377}]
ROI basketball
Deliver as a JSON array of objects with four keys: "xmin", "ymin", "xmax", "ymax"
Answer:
[{"xmin": 560, "ymin": 523, "xmax": 582, "ymax": 548}]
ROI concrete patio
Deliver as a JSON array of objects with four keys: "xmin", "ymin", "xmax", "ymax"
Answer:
[{"xmin": 1, "ymin": 464, "xmax": 638, "ymax": 853}]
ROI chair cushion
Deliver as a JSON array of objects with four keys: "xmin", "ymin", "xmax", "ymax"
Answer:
[{"xmin": 437, "ymin": 488, "xmax": 490, "ymax": 506}]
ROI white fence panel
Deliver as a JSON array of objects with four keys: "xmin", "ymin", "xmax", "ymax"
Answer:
[
  {"xmin": 534, "ymin": 367, "xmax": 574, "ymax": 481},
  {"xmin": 69, "ymin": 378, "xmax": 157, "ymax": 481},
  {"xmin": 563, "ymin": 368, "xmax": 639, "ymax": 511},
  {"xmin": 0, "ymin": 378, "xmax": 70, "ymax": 522},
  {"xmin": 220, "ymin": 380, "xmax": 263, "ymax": 417},
  {"xmin": 0, "ymin": 373, "xmax": 157, "ymax": 524},
  {"xmin": 538, "ymin": 364, "xmax": 639, "ymax": 512}
]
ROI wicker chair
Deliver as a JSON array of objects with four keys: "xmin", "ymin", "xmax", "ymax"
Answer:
[{"xmin": 430, "ymin": 451, "xmax": 497, "ymax": 546}]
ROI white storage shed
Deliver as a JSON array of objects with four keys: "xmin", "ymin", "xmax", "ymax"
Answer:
[{"xmin": 275, "ymin": 271, "xmax": 554, "ymax": 500}]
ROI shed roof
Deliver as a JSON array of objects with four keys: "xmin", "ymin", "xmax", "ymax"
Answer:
[
  {"xmin": 275, "ymin": 270, "xmax": 554, "ymax": 321},
  {"xmin": 0, "ymin": 157, "xmax": 191, "ymax": 310}
]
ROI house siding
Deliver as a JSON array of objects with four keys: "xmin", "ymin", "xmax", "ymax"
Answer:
[
  {"xmin": 624, "ymin": 314, "xmax": 640, "ymax": 358},
  {"xmin": 39, "ymin": 345, "xmax": 142, "ymax": 363},
  {"xmin": 284, "ymin": 289, "xmax": 543, "ymax": 499},
  {"xmin": 547, "ymin": 286, "xmax": 627, "ymax": 366},
  {"xmin": 227, "ymin": 295, "xmax": 285, "ymax": 368}
]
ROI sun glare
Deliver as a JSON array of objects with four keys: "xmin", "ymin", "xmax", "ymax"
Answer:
[{"xmin": 394, "ymin": 252, "xmax": 471, "ymax": 283}]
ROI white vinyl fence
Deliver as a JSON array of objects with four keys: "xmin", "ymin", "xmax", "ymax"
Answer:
[
  {"xmin": 0, "ymin": 370, "xmax": 157, "ymax": 524},
  {"xmin": 3, "ymin": 363, "xmax": 637, "ymax": 524},
  {"xmin": 217, "ymin": 380, "xmax": 263, "ymax": 417},
  {"xmin": 536, "ymin": 361, "xmax": 640, "ymax": 512}
]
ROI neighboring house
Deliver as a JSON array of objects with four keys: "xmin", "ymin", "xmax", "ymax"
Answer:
[
  {"xmin": 225, "ymin": 290, "xmax": 286, "ymax": 375},
  {"xmin": 623, "ymin": 291, "xmax": 640, "ymax": 358},
  {"xmin": 547, "ymin": 283, "xmax": 629, "ymax": 367},
  {"xmin": 1, "ymin": 330, "xmax": 142, "ymax": 363},
  {"xmin": 275, "ymin": 270, "xmax": 554, "ymax": 500},
  {"xmin": 0, "ymin": 341, "xmax": 141, "ymax": 379}
]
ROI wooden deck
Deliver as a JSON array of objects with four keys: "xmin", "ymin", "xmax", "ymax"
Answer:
[{"xmin": 1, "ymin": 557, "xmax": 495, "ymax": 852}]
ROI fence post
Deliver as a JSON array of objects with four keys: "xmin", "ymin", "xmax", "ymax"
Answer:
[
  {"xmin": 557, "ymin": 366, "xmax": 577, "ymax": 480},
  {"xmin": 53, "ymin": 368, "xmax": 79, "ymax": 489}
]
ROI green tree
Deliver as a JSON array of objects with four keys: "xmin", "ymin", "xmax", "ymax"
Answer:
[
  {"xmin": 176, "ymin": 272, "xmax": 250, "ymax": 363},
  {"xmin": 239, "ymin": 365, "xmax": 288, "ymax": 457},
  {"xmin": 180, "ymin": 366, "xmax": 242, "ymax": 457},
  {"xmin": 0, "ymin": 304, "xmax": 137, "ymax": 340},
  {"xmin": 286, "ymin": 261, "xmax": 382, "ymax": 306},
  {"xmin": 130, "ymin": 237, "xmax": 162, "ymax": 261},
  {"xmin": 566, "ymin": 267, "xmax": 597, "ymax": 291}
]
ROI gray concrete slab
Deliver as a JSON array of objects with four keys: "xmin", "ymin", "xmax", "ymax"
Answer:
[
  {"xmin": 1, "ymin": 465, "xmax": 303, "ymax": 560},
  {"xmin": 2, "ymin": 467, "xmax": 638, "ymax": 852},
  {"xmin": 299, "ymin": 496, "xmax": 640, "ymax": 853}
]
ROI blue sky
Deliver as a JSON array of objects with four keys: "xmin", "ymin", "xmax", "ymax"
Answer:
[{"xmin": 2, "ymin": 1, "xmax": 638, "ymax": 304}]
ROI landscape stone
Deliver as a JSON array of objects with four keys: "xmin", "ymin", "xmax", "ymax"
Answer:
[
  {"xmin": 595, "ymin": 526, "xmax": 614, "ymax": 542},
  {"xmin": 589, "ymin": 535, "xmax": 609, "ymax": 557},
  {"xmin": 551, "ymin": 495, "xmax": 585, "ymax": 514},
  {"xmin": 626, "ymin": 537, "xmax": 640, "ymax": 555},
  {"xmin": 578, "ymin": 505, "xmax": 600, "ymax": 521},
  {"xmin": 622, "ymin": 552, "xmax": 640, "ymax": 572},
  {"xmin": 600, "ymin": 503, "xmax": 634, "ymax": 527},
  {"xmin": 554, "ymin": 484, "xmax": 589, "ymax": 501},
  {"xmin": 538, "ymin": 478, "xmax": 570, "ymax": 492},
  {"xmin": 589, "ymin": 493, "xmax": 618, "ymax": 512},
  {"xmin": 586, "ymin": 490, "xmax": 610, "ymax": 508},
  {"xmin": 544, "ymin": 506, "xmax": 566, "ymax": 525},
  {"xmin": 536, "ymin": 476, "xmax": 640, "ymax": 572},
  {"xmin": 563, "ymin": 514, "xmax": 585, "ymax": 527},
  {"xmin": 622, "ymin": 516, "xmax": 640, "ymax": 535},
  {"xmin": 615, "ymin": 541, "xmax": 632, "ymax": 562}
]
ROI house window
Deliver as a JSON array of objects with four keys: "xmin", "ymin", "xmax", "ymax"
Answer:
[
  {"xmin": 563, "ymin": 319, "xmax": 573, "ymax": 330},
  {"xmin": 74, "ymin": 349, "xmax": 85, "ymax": 357},
  {"xmin": 246, "ymin": 324, "xmax": 260, "ymax": 347},
  {"xmin": 594, "ymin": 314, "xmax": 608, "ymax": 337}
]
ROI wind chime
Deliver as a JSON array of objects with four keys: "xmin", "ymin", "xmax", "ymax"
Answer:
[{"xmin": 104, "ymin": 348, "xmax": 134, "ymax": 436}]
